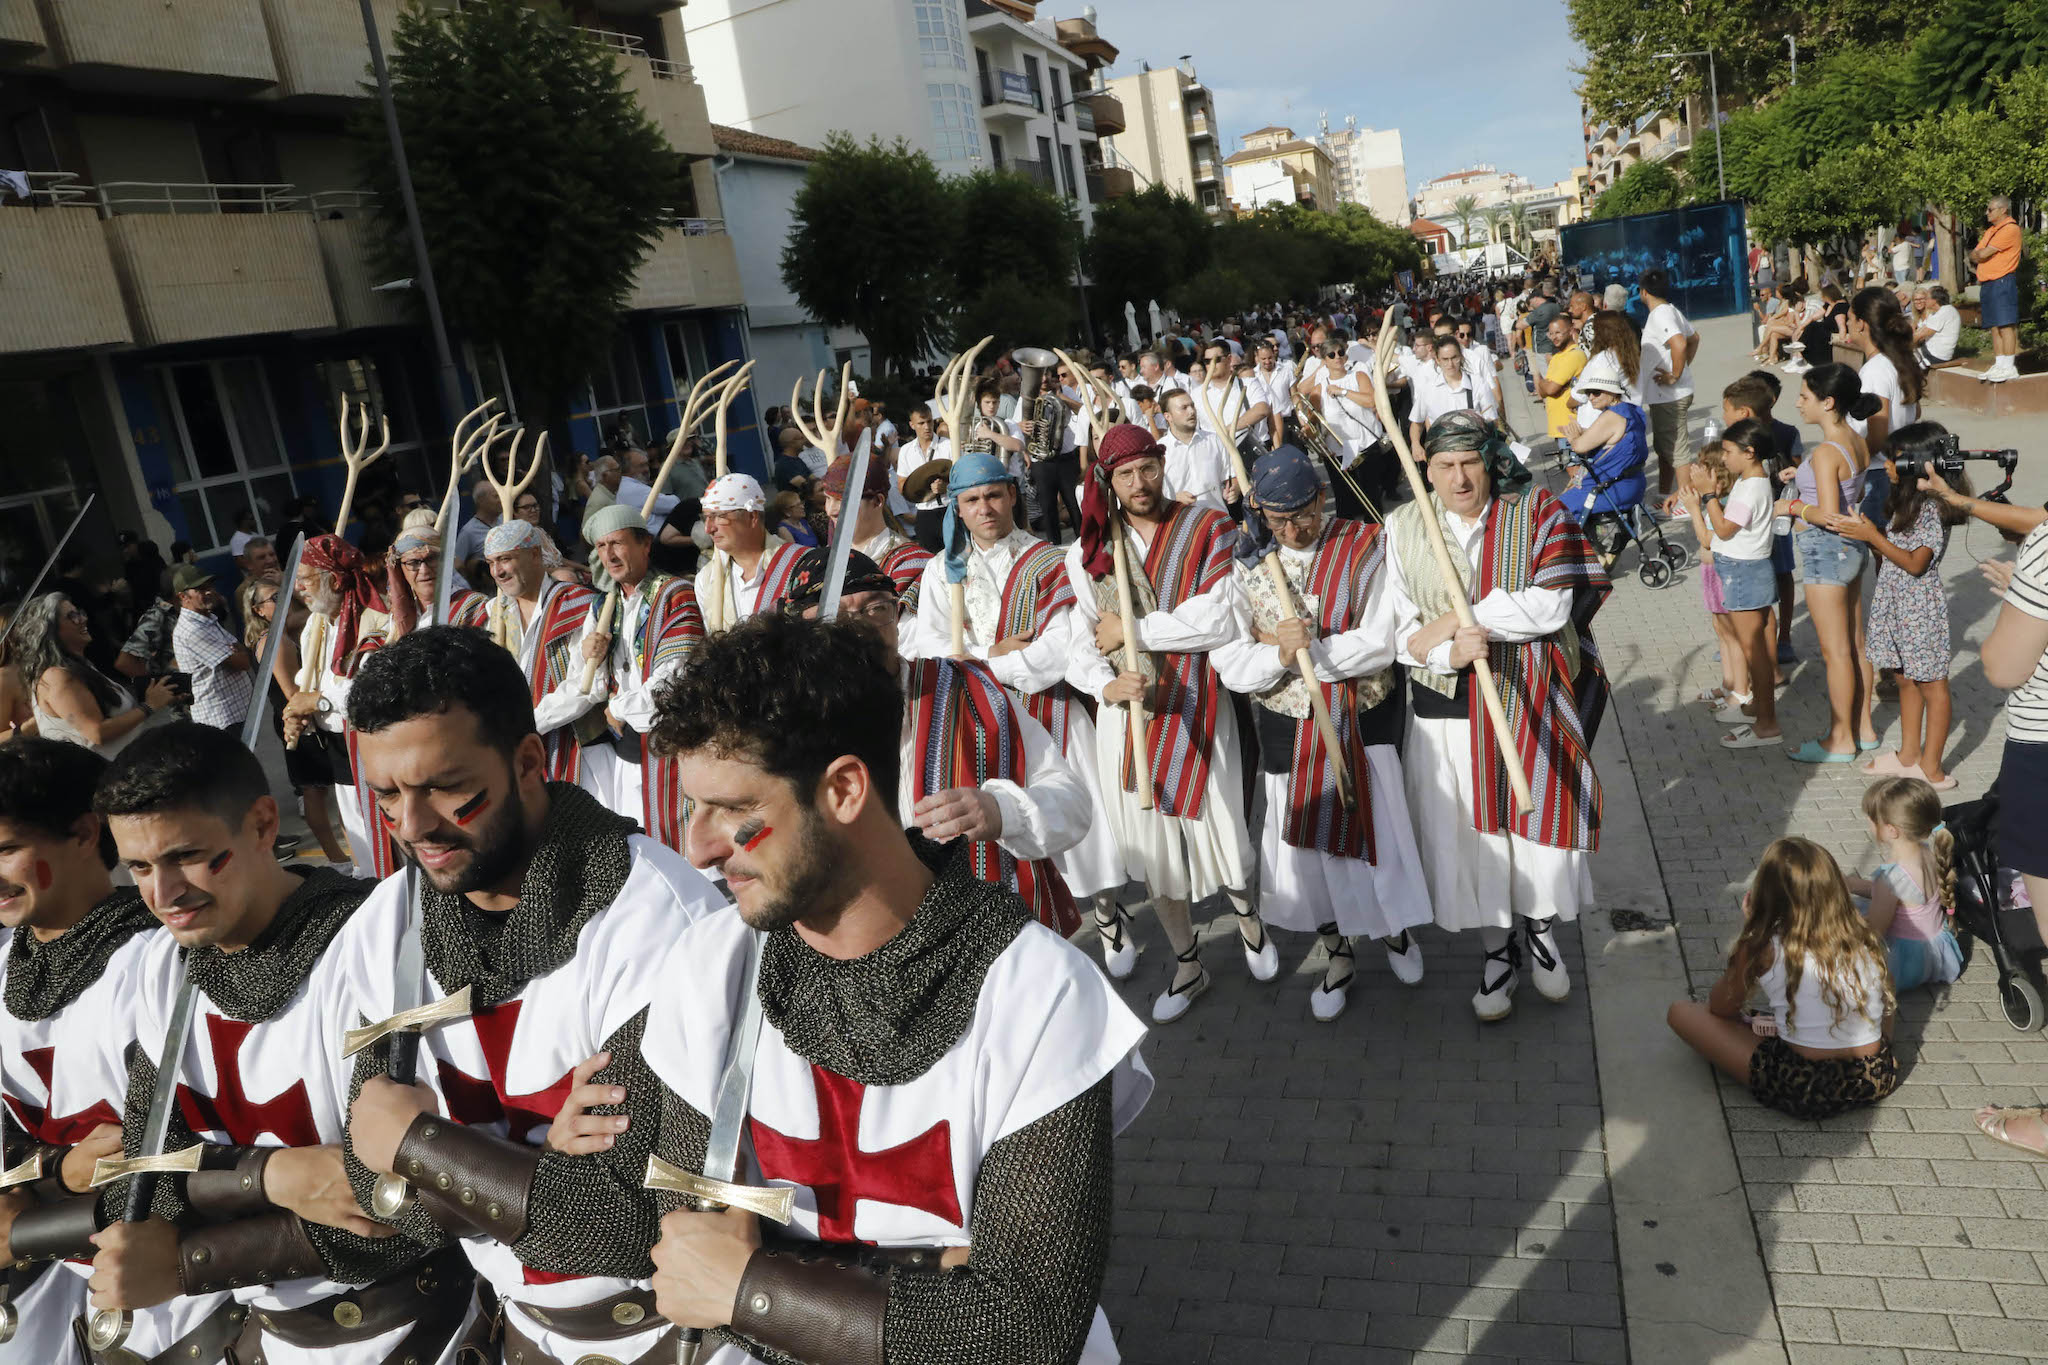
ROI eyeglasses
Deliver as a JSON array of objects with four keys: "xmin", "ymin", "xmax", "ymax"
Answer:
[
  {"xmin": 846, "ymin": 599, "xmax": 898, "ymax": 622},
  {"xmin": 1260, "ymin": 505, "xmax": 1323, "ymax": 530},
  {"xmin": 399, "ymin": 554, "xmax": 437, "ymax": 574}
]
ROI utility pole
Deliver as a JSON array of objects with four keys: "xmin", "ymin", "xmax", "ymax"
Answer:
[
  {"xmin": 1786, "ymin": 35, "xmax": 1797, "ymax": 86},
  {"xmin": 359, "ymin": 0, "xmax": 467, "ymax": 457}
]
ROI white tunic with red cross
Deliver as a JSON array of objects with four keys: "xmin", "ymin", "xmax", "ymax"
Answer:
[
  {"xmin": 330, "ymin": 837, "xmax": 727, "ymax": 1362},
  {"xmin": 0, "ymin": 925, "xmax": 233, "ymax": 1365},
  {"xmin": 642, "ymin": 904, "xmax": 1153, "ymax": 1365}
]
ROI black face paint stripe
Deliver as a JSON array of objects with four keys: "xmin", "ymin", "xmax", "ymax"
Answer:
[{"xmin": 454, "ymin": 790, "xmax": 491, "ymax": 826}]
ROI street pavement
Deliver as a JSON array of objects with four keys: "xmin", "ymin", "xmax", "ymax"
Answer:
[{"xmin": 1101, "ymin": 315, "xmax": 2048, "ymax": 1363}]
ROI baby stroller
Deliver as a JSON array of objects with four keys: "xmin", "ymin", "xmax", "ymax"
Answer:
[
  {"xmin": 1559, "ymin": 448, "xmax": 1690, "ymax": 589},
  {"xmin": 1944, "ymin": 785, "xmax": 2047, "ymax": 1031}
]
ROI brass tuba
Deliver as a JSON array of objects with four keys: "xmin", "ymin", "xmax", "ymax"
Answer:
[{"xmin": 1013, "ymin": 346, "xmax": 1064, "ymax": 464}]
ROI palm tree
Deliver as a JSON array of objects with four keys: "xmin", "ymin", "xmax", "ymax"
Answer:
[
  {"xmin": 1507, "ymin": 201, "xmax": 1532, "ymax": 251},
  {"xmin": 1452, "ymin": 194, "xmax": 1479, "ymax": 248}
]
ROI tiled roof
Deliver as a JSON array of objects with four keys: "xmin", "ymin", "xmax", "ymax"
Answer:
[{"xmin": 711, "ymin": 124, "xmax": 822, "ymax": 162}]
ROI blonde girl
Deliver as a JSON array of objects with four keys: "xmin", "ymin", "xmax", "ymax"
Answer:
[
  {"xmin": 1667, "ymin": 837, "xmax": 1898, "ymax": 1119},
  {"xmin": 1676, "ymin": 437, "xmax": 1751, "ymax": 714},
  {"xmin": 1844, "ymin": 777, "xmax": 1963, "ymax": 990}
]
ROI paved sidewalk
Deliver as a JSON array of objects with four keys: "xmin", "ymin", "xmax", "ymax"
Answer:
[{"xmin": 1100, "ymin": 317, "xmax": 2048, "ymax": 1362}]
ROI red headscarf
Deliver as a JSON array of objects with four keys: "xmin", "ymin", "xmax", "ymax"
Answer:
[
  {"xmin": 1077, "ymin": 422, "xmax": 1165, "ymax": 578},
  {"xmin": 301, "ymin": 534, "xmax": 388, "ymax": 674}
]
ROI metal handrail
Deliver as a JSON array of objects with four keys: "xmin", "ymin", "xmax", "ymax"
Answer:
[
  {"xmin": 308, "ymin": 189, "xmax": 380, "ymax": 215},
  {"xmin": 658, "ymin": 213, "xmax": 728, "ymax": 235},
  {"xmin": 647, "ymin": 55, "xmax": 692, "ymax": 80},
  {"xmin": 7, "ymin": 170, "xmax": 97, "ymax": 207},
  {"xmin": 577, "ymin": 25, "xmax": 647, "ymax": 56},
  {"xmin": 95, "ymin": 181, "xmax": 302, "ymax": 217}
]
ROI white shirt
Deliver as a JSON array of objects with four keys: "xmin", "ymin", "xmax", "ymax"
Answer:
[
  {"xmin": 2003, "ymin": 522, "xmax": 2048, "ymax": 744},
  {"xmin": 1194, "ymin": 373, "xmax": 1269, "ymax": 445},
  {"xmin": 1712, "ymin": 476, "xmax": 1775, "ymax": 560},
  {"xmin": 1061, "ymin": 388, "xmax": 1088, "ymax": 455},
  {"xmin": 1154, "ymin": 369, "xmax": 1188, "ymax": 395},
  {"xmin": 1385, "ymin": 501, "xmax": 1573, "ymax": 675},
  {"xmin": 1923, "ymin": 304, "xmax": 1961, "ymax": 361},
  {"xmin": 1639, "ymin": 302, "xmax": 1698, "ymax": 404},
  {"xmin": 616, "ymin": 475, "xmax": 681, "ymax": 534},
  {"xmin": 228, "ymin": 530, "xmax": 256, "ymax": 557},
  {"xmin": 1303, "ymin": 361, "xmax": 1383, "ymax": 453},
  {"xmin": 1159, "ymin": 428, "xmax": 1233, "ymax": 514},
  {"xmin": 1410, "ymin": 363, "xmax": 1499, "ymax": 429},
  {"xmin": 1255, "ymin": 361, "xmax": 1296, "ymax": 417},
  {"xmin": 1212, "ymin": 536, "xmax": 1397, "ymax": 694},
  {"xmin": 897, "ymin": 435, "xmax": 953, "ymax": 510},
  {"xmin": 1891, "ymin": 237, "xmax": 1915, "ymax": 272},
  {"xmin": 1345, "ymin": 340, "xmax": 1374, "ymax": 368},
  {"xmin": 1850, "ymin": 353, "xmax": 1918, "ymax": 440},
  {"xmin": 1063, "ymin": 530, "xmax": 1244, "ymax": 703}
]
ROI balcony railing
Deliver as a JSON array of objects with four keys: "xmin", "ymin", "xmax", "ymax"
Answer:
[
  {"xmin": 1194, "ymin": 160, "xmax": 1218, "ymax": 181},
  {"xmin": 96, "ymin": 181, "xmax": 302, "ymax": 216},
  {"xmin": 1074, "ymin": 101, "xmax": 1095, "ymax": 135},
  {"xmin": 5, "ymin": 169, "xmax": 97, "ymax": 208},
  {"xmin": 658, "ymin": 212, "xmax": 728, "ymax": 235},
  {"xmin": 983, "ymin": 67, "xmax": 1040, "ymax": 112},
  {"xmin": 1007, "ymin": 158, "xmax": 1056, "ymax": 191},
  {"xmin": 1188, "ymin": 115, "xmax": 1212, "ymax": 138},
  {"xmin": 307, "ymin": 188, "xmax": 379, "ymax": 217}
]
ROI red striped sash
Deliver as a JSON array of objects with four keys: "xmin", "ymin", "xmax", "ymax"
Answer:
[
  {"xmin": 632, "ymin": 576, "xmax": 704, "ymax": 850},
  {"xmin": 1128, "ymin": 504, "xmax": 1236, "ymax": 820},
  {"xmin": 752, "ymin": 543, "xmax": 806, "ymax": 617},
  {"xmin": 880, "ymin": 540, "xmax": 933, "ymax": 615},
  {"xmin": 908, "ymin": 657, "xmax": 1078, "ymax": 935},
  {"xmin": 996, "ymin": 540, "xmax": 1082, "ymax": 752},
  {"xmin": 1280, "ymin": 521, "xmax": 1379, "ymax": 859},
  {"xmin": 531, "ymin": 583, "xmax": 599, "ymax": 783}
]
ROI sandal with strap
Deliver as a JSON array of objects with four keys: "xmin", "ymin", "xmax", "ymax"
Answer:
[
  {"xmin": 1974, "ymin": 1104, "xmax": 2048, "ymax": 1158},
  {"xmin": 1312, "ymin": 937, "xmax": 1355, "ymax": 1023},
  {"xmin": 1472, "ymin": 938, "xmax": 1520, "ymax": 1023},
  {"xmin": 1094, "ymin": 904, "xmax": 1138, "ymax": 981},
  {"xmin": 1235, "ymin": 905, "xmax": 1281, "ymax": 983},
  {"xmin": 1151, "ymin": 945, "xmax": 1210, "ymax": 1024}
]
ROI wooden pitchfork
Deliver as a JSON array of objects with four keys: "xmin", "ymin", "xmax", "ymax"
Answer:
[
  {"xmin": 478, "ymin": 425, "xmax": 548, "ymax": 653},
  {"xmin": 934, "ymin": 335, "xmax": 993, "ymax": 656},
  {"xmin": 1054, "ymin": 347, "xmax": 1153, "ymax": 810},
  {"xmin": 788, "ymin": 362, "xmax": 854, "ymax": 470},
  {"xmin": 291, "ymin": 396, "xmax": 389, "ymax": 719},
  {"xmin": 578, "ymin": 360, "xmax": 746, "ymax": 690},
  {"xmin": 698, "ymin": 358, "xmax": 781, "ymax": 635},
  {"xmin": 1195, "ymin": 383, "xmax": 1356, "ymax": 811},
  {"xmin": 435, "ymin": 398, "xmax": 503, "ymax": 537},
  {"xmin": 1367, "ymin": 312, "xmax": 1534, "ymax": 814}
]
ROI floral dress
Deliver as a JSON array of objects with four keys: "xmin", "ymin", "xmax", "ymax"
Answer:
[{"xmin": 1866, "ymin": 500, "xmax": 1951, "ymax": 682}]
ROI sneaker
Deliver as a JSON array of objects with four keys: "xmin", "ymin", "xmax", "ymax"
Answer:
[
  {"xmin": 1152, "ymin": 950, "xmax": 1209, "ymax": 1023},
  {"xmin": 1472, "ymin": 939, "xmax": 1519, "ymax": 1022},
  {"xmin": 1383, "ymin": 930, "xmax": 1424, "ymax": 986},
  {"xmin": 1236, "ymin": 908, "xmax": 1281, "ymax": 983},
  {"xmin": 1095, "ymin": 905, "xmax": 1138, "ymax": 981},
  {"xmin": 1523, "ymin": 916, "xmax": 1571, "ymax": 1003}
]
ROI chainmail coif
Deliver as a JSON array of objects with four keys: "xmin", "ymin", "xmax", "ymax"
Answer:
[
  {"xmin": 4, "ymin": 885, "xmax": 156, "ymax": 1020},
  {"xmin": 756, "ymin": 831, "xmax": 1028, "ymax": 1086},
  {"xmin": 418, "ymin": 781, "xmax": 637, "ymax": 1007},
  {"xmin": 186, "ymin": 865, "xmax": 366, "ymax": 1022}
]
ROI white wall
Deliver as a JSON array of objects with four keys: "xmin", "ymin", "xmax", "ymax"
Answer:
[{"xmin": 715, "ymin": 154, "xmax": 870, "ymax": 402}]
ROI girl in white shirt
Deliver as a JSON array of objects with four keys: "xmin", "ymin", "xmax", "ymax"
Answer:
[
  {"xmin": 1667, "ymin": 836, "xmax": 1897, "ymax": 1120},
  {"xmin": 1692, "ymin": 420, "xmax": 1783, "ymax": 749}
]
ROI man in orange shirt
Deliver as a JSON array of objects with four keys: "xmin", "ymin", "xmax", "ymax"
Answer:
[{"xmin": 1973, "ymin": 194, "xmax": 2024, "ymax": 383}]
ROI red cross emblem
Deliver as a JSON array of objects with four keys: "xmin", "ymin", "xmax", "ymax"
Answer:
[
  {"xmin": 750, "ymin": 1064, "xmax": 962, "ymax": 1244},
  {"xmin": 3, "ymin": 1048, "xmax": 121, "ymax": 1144},
  {"xmin": 434, "ymin": 1000, "xmax": 577, "ymax": 1144},
  {"xmin": 177, "ymin": 1015, "xmax": 322, "ymax": 1148}
]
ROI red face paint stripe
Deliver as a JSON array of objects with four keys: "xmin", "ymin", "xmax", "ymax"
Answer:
[
  {"xmin": 741, "ymin": 825, "xmax": 773, "ymax": 853},
  {"xmin": 33, "ymin": 860, "xmax": 52, "ymax": 891},
  {"xmin": 207, "ymin": 850, "xmax": 233, "ymax": 874},
  {"xmin": 454, "ymin": 791, "xmax": 491, "ymax": 827}
]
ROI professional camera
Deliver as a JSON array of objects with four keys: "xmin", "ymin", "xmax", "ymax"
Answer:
[{"xmin": 1897, "ymin": 433, "xmax": 2018, "ymax": 505}]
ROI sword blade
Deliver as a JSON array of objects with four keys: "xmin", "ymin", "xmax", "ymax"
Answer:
[
  {"xmin": 240, "ymin": 533, "xmax": 309, "ymax": 753},
  {"xmin": 0, "ymin": 493, "xmax": 97, "ymax": 655},
  {"xmin": 700, "ymin": 930, "xmax": 767, "ymax": 1183},
  {"xmin": 434, "ymin": 483, "xmax": 462, "ymax": 622},
  {"xmin": 386, "ymin": 864, "xmax": 428, "ymax": 1084},
  {"xmin": 123, "ymin": 967, "xmax": 200, "ymax": 1222},
  {"xmin": 816, "ymin": 430, "xmax": 874, "ymax": 623}
]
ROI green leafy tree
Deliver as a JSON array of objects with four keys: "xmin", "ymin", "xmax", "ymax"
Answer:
[
  {"xmin": 782, "ymin": 134, "xmax": 957, "ymax": 377},
  {"xmin": 954, "ymin": 274, "xmax": 1074, "ymax": 360},
  {"xmin": 1085, "ymin": 184, "xmax": 1213, "ymax": 316},
  {"xmin": 949, "ymin": 169, "xmax": 1080, "ymax": 300},
  {"xmin": 356, "ymin": 0, "xmax": 673, "ymax": 449},
  {"xmin": 1748, "ymin": 142, "xmax": 1904, "ymax": 246},
  {"xmin": 1688, "ymin": 47, "xmax": 1912, "ymax": 206},
  {"xmin": 1910, "ymin": 0, "xmax": 2048, "ymax": 113},
  {"xmin": 1592, "ymin": 159, "xmax": 1685, "ymax": 219}
]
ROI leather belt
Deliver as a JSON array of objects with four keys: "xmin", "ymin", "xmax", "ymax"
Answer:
[
  {"xmin": 501, "ymin": 1316, "xmax": 675, "ymax": 1365},
  {"xmin": 77, "ymin": 1299, "xmax": 248, "ymax": 1365},
  {"xmin": 226, "ymin": 1246, "xmax": 469, "ymax": 1362},
  {"xmin": 510, "ymin": 1285, "xmax": 661, "ymax": 1340}
]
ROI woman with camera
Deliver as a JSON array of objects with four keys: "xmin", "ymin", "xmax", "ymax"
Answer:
[{"xmin": 13, "ymin": 591, "xmax": 178, "ymax": 758}]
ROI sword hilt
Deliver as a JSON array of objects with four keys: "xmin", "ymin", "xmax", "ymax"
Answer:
[
  {"xmin": 87, "ymin": 1308, "xmax": 134, "ymax": 1353},
  {"xmin": 678, "ymin": 1326, "xmax": 707, "ymax": 1362},
  {"xmin": 0, "ymin": 1296, "xmax": 17, "ymax": 1344}
]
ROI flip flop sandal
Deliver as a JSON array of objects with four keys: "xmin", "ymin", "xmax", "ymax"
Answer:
[
  {"xmin": 1857, "ymin": 738, "xmax": 1883, "ymax": 752},
  {"xmin": 1857, "ymin": 751, "xmax": 1914, "ymax": 777},
  {"xmin": 1713, "ymin": 697, "xmax": 1756, "ymax": 724},
  {"xmin": 1721, "ymin": 725, "xmax": 1783, "ymax": 749},
  {"xmin": 1787, "ymin": 740, "xmax": 1857, "ymax": 764},
  {"xmin": 1974, "ymin": 1105, "xmax": 2048, "ymax": 1158}
]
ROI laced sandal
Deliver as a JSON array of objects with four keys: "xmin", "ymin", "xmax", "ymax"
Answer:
[
  {"xmin": 1974, "ymin": 1105, "xmax": 2048, "ymax": 1158},
  {"xmin": 1311, "ymin": 937, "xmax": 1356, "ymax": 1022},
  {"xmin": 1094, "ymin": 904, "xmax": 1138, "ymax": 980},
  {"xmin": 1522, "ymin": 915, "xmax": 1570, "ymax": 1003},
  {"xmin": 1382, "ymin": 929, "xmax": 1424, "ymax": 985},
  {"xmin": 1472, "ymin": 937, "xmax": 1520, "ymax": 1022},
  {"xmin": 1235, "ymin": 905, "xmax": 1280, "ymax": 983},
  {"xmin": 1151, "ymin": 945, "xmax": 1210, "ymax": 1024}
]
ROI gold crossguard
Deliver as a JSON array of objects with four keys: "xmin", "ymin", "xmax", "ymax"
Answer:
[
  {"xmin": 341, "ymin": 985, "xmax": 474, "ymax": 1059},
  {"xmin": 90, "ymin": 1143, "xmax": 202, "ymax": 1189},
  {"xmin": 0, "ymin": 1151, "xmax": 44, "ymax": 1191},
  {"xmin": 642, "ymin": 1155, "xmax": 796, "ymax": 1224}
]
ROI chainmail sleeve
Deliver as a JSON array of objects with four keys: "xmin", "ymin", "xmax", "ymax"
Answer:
[
  {"xmin": 94, "ymin": 1041, "xmax": 200, "ymax": 1227},
  {"xmin": 338, "ymin": 1024, "xmax": 456, "ymax": 1255},
  {"xmin": 510, "ymin": 1008, "xmax": 668, "ymax": 1277}
]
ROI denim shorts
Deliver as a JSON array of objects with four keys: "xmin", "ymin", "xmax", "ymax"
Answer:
[
  {"xmin": 1796, "ymin": 529, "xmax": 1867, "ymax": 587},
  {"xmin": 1716, "ymin": 553, "xmax": 1777, "ymax": 611},
  {"xmin": 1982, "ymin": 272, "xmax": 2020, "ymax": 330}
]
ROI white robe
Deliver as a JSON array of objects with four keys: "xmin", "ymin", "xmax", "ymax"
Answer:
[
  {"xmin": 906, "ymin": 533, "xmax": 1125, "ymax": 899},
  {"xmin": 1384, "ymin": 504, "xmax": 1594, "ymax": 930},
  {"xmin": 330, "ymin": 838, "xmax": 725, "ymax": 1363},
  {"xmin": 572, "ymin": 581, "xmax": 690, "ymax": 831},
  {"xmin": 1211, "ymin": 544, "xmax": 1433, "ymax": 939},
  {"xmin": 641, "ymin": 903, "xmax": 1152, "ymax": 1365},
  {"xmin": 1061, "ymin": 532, "xmax": 1254, "ymax": 904},
  {"xmin": 0, "ymin": 925, "xmax": 233, "ymax": 1365}
]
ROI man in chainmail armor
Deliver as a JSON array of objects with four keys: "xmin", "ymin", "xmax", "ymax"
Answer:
[
  {"xmin": 632, "ymin": 614, "xmax": 1150, "ymax": 1365},
  {"xmin": 15, "ymin": 722, "xmax": 477, "ymax": 1364},
  {"xmin": 0, "ymin": 739, "xmax": 240, "ymax": 1365},
  {"xmin": 336, "ymin": 627, "xmax": 727, "ymax": 1364}
]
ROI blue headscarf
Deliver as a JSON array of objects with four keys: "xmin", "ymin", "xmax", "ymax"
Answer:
[
  {"xmin": 940, "ymin": 449, "xmax": 1015, "ymax": 585},
  {"xmin": 1233, "ymin": 444, "xmax": 1326, "ymax": 565}
]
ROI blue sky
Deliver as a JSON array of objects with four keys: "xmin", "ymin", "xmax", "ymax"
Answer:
[{"xmin": 1091, "ymin": 0, "xmax": 1589, "ymax": 200}]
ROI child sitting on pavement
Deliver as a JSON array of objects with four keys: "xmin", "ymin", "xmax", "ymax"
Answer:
[
  {"xmin": 1843, "ymin": 776, "xmax": 1964, "ymax": 991},
  {"xmin": 1667, "ymin": 836, "xmax": 1899, "ymax": 1120}
]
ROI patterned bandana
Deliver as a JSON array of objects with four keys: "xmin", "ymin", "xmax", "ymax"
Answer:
[
  {"xmin": 703, "ymin": 473, "xmax": 767, "ymax": 514},
  {"xmin": 822, "ymin": 454, "xmax": 891, "ymax": 502},
  {"xmin": 483, "ymin": 518, "xmax": 544, "ymax": 556},
  {"xmin": 940, "ymin": 449, "xmax": 1014, "ymax": 585},
  {"xmin": 1078, "ymin": 422, "xmax": 1165, "ymax": 578},
  {"xmin": 779, "ymin": 547, "xmax": 896, "ymax": 616},
  {"xmin": 301, "ymin": 533, "xmax": 387, "ymax": 671}
]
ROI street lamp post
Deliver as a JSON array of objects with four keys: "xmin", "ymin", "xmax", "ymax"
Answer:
[
  {"xmin": 1653, "ymin": 48, "xmax": 1725, "ymax": 202},
  {"xmin": 358, "ymin": 0, "xmax": 467, "ymax": 452}
]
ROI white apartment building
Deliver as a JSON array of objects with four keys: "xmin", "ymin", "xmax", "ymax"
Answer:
[
  {"xmin": 1099, "ymin": 61, "xmax": 1223, "ymax": 212},
  {"xmin": 1318, "ymin": 116, "xmax": 1408, "ymax": 225},
  {"xmin": 683, "ymin": 0, "xmax": 1101, "ymax": 226}
]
